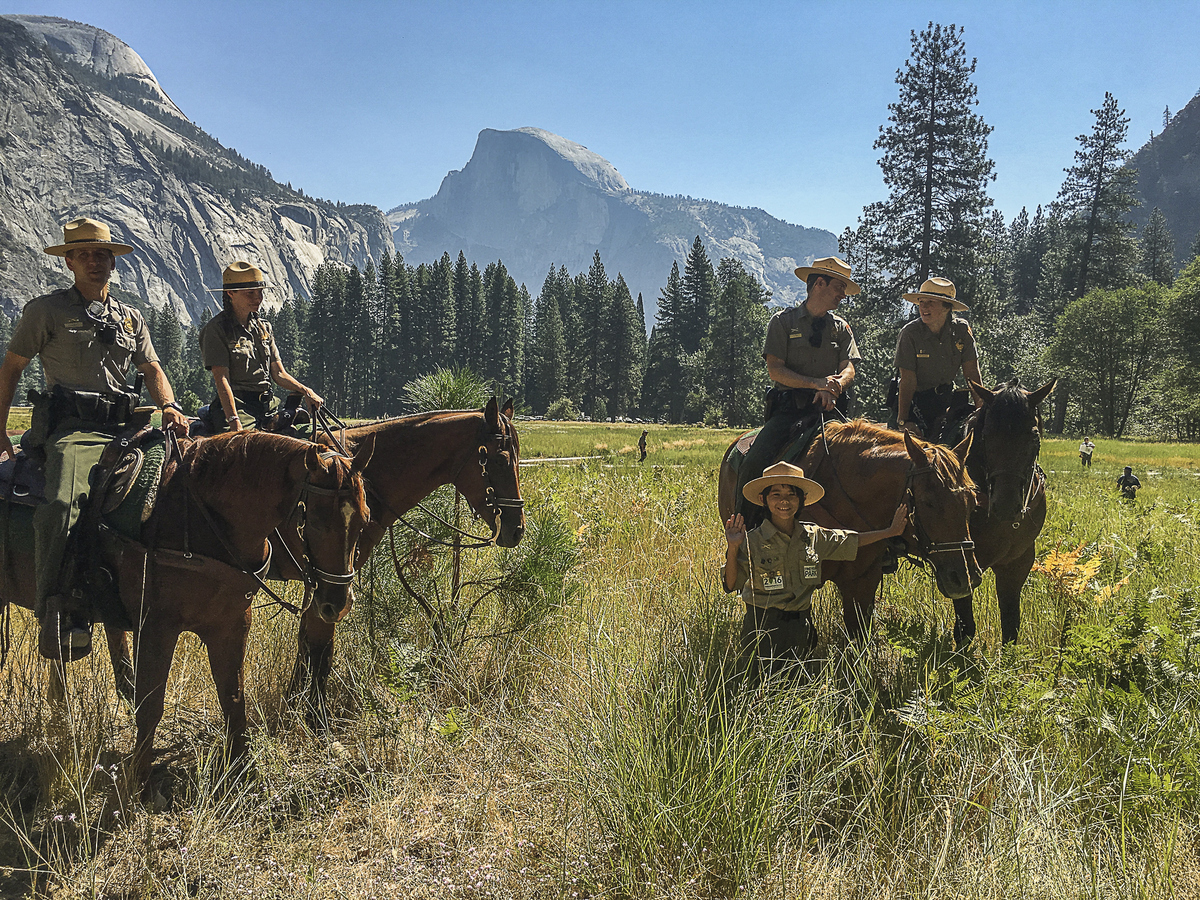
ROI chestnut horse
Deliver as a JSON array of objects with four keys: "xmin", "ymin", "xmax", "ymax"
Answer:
[
  {"xmin": 278, "ymin": 397, "xmax": 525, "ymax": 710},
  {"xmin": 0, "ymin": 431, "xmax": 373, "ymax": 796},
  {"xmin": 719, "ymin": 420, "xmax": 979, "ymax": 640},
  {"xmin": 951, "ymin": 378, "xmax": 1056, "ymax": 645}
]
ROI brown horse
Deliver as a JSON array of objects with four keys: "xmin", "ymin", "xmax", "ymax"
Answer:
[
  {"xmin": 0, "ymin": 431, "xmax": 373, "ymax": 796},
  {"xmin": 951, "ymin": 379, "xmax": 1056, "ymax": 645},
  {"xmin": 719, "ymin": 420, "xmax": 979, "ymax": 640},
  {"xmin": 277, "ymin": 397, "xmax": 525, "ymax": 710}
]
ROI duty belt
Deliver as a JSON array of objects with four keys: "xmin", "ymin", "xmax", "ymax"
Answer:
[{"xmin": 233, "ymin": 389, "xmax": 274, "ymax": 406}]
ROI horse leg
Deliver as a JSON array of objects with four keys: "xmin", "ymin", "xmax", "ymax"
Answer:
[
  {"xmin": 289, "ymin": 606, "xmax": 335, "ymax": 725},
  {"xmin": 204, "ymin": 613, "xmax": 252, "ymax": 774},
  {"xmin": 838, "ymin": 566, "xmax": 884, "ymax": 642},
  {"xmin": 952, "ymin": 593, "xmax": 977, "ymax": 647},
  {"xmin": 994, "ymin": 544, "xmax": 1036, "ymax": 644},
  {"xmin": 130, "ymin": 624, "xmax": 180, "ymax": 803},
  {"xmin": 104, "ymin": 627, "xmax": 134, "ymax": 703}
]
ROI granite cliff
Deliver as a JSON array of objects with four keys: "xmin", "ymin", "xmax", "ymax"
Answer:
[
  {"xmin": 0, "ymin": 15, "xmax": 392, "ymax": 323},
  {"xmin": 1131, "ymin": 91, "xmax": 1200, "ymax": 258},
  {"xmin": 389, "ymin": 128, "xmax": 839, "ymax": 323}
]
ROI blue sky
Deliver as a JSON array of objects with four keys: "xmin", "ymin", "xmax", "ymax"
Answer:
[{"xmin": 12, "ymin": 0, "xmax": 1200, "ymax": 235}]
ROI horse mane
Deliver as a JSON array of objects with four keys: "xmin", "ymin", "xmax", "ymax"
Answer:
[
  {"xmin": 344, "ymin": 409, "xmax": 482, "ymax": 438},
  {"xmin": 183, "ymin": 432, "xmax": 311, "ymax": 508},
  {"xmin": 826, "ymin": 418, "xmax": 974, "ymax": 491}
]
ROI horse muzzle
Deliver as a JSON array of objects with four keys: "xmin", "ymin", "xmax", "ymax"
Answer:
[
  {"xmin": 495, "ymin": 509, "xmax": 526, "ymax": 548},
  {"xmin": 316, "ymin": 585, "xmax": 354, "ymax": 624}
]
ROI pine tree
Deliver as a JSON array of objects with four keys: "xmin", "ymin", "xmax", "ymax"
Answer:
[
  {"xmin": 704, "ymin": 259, "xmax": 770, "ymax": 427},
  {"xmin": 604, "ymin": 274, "xmax": 645, "ymax": 417},
  {"xmin": 681, "ymin": 237, "xmax": 717, "ymax": 353},
  {"xmin": 842, "ymin": 22, "xmax": 995, "ymax": 306},
  {"xmin": 641, "ymin": 261, "xmax": 687, "ymax": 422},
  {"xmin": 529, "ymin": 267, "xmax": 569, "ymax": 413},
  {"xmin": 578, "ymin": 251, "xmax": 612, "ymax": 418},
  {"xmin": 149, "ymin": 301, "xmax": 185, "ymax": 391},
  {"xmin": 1054, "ymin": 91, "xmax": 1139, "ymax": 299},
  {"xmin": 1141, "ymin": 207, "xmax": 1176, "ymax": 285}
]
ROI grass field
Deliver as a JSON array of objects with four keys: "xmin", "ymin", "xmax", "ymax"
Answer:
[{"xmin": 0, "ymin": 420, "xmax": 1198, "ymax": 898}]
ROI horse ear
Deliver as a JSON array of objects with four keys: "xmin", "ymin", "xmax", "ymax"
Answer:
[
  {"xmin": 485, "ymin": 396, "xmax": 500, "ymax": 428},
  {"xmin": 968, "ymin": 380, "xmax": 993, "ymax": 407},
  {"xmin": 1029, "ymin": 379, "xmax": 1057, "ymax": 407},
  {"xmin": 502, "ymin": 397, "xmax": 514, "ymax": 419},
  {"xmin": 903, "ymin": 429, "xmax": 930, "ymax": 467},
  {"xmin": 304, "ymin": 444, "xmax": 324, "ymax": 477},
  {"xmin": 952, "ymin": 430, "xmax": 973, "ymax": 463},
  {"xmin": 351, "ymin": 433, "xmax": 375, "ymax": 475}
]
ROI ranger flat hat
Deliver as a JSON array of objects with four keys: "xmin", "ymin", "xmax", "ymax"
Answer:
[
  {"xmin": 793, "ymin": 256, "xmax": 861, "ymax": 295},
  {"xmin": 903, "ymin": 276, "xmax": 968, "ymax": 312},
  {"xmin": 207, "ymin": 261, "xmax": 272, "ymax": 292},
  {"xmin": 43, "ymin": 217, "xmax": 134, "ymax": 257},
  {"xmin": 742, "ymin": 461, "xmax": 825, "ymax": 506}
]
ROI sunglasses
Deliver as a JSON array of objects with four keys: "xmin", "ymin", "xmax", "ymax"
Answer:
[{"xmin": 808, "ymin": 316, "xmax": 828, "ymax": 348}]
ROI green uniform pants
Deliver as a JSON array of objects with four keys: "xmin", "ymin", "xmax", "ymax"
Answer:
[
  {"xmin": 33, "ymin": 419, "xmax": 114, "ymax": 616},
  {"xmin": 734, "ymin": 411, "xmax": 801, "ymax": 516}
]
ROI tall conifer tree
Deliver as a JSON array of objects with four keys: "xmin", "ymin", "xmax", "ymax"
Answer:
[{"xmin": 1140, "ymin": 206, "xmax": 1176, "ymax": 286}]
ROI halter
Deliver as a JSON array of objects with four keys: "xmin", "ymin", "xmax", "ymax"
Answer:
[
  {"xmin": 170, "ymin": 437, "xmax": 363, "ymax": 617},
  {"xmin": 382, "ymin": 413, "xmax": 525, "ymax": 549},
  {"xmin": 902, "ymin": 463, "xmax": 975, "ymax": 557}
]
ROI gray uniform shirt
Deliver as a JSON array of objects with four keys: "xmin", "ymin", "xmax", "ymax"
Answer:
[
  {"xmin": 8, "ymin": 287, "xmax": 156, "ymax": 393},
  {"xmin": 199, "ymin": 310, "xmax": 279, "ymax": 393},
  {"xmin": 761, "ymin": 303, "xmax": 860, "ymax": 385},
  {"xmin": 725, "ymin": 519, "xmax": 860, "ymax": 612},
  {"xmin": 894, "ymin": 316, "xmax": 977, "ymax": 392}
]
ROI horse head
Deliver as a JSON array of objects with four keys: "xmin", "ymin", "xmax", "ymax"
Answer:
[
  {"xmin": 297, "ymin": 434, "xmax": 374, "ymax": 624},
  {"xmin": 454, "ymin": 397, "xmax": 526, "ymax": 548},
  {"xmin": 901, "ymin": 429, "xmax": 981, "ymax": 599},
  {"xmin": 968, "ymin": 378, "xmax": 1056, "ymax": 524}
]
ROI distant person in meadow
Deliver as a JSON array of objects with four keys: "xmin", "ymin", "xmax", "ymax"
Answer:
[
  {"xmin": 1079, "ymin": 437, "xmax": 1095, "ymax": 468},
  {"xmin": 892, "ymin": 277, "xmax": 982, "ymax": 444},
  {"xmin": 1117, "ymin": 466, "xmax": 1141, "ymax": 501},
  {"xmin": 734, "ymin": 257, "xmax": 861, "ymax": 518},
  {"xmin": 723, "ymin": 462, "xmax": 907, "ymax": 667},
  {"xmin": 199, "ymin": 261, "xmax": 323, "ymax": 434},
  {"xmin": 638, "ymin": 429, "xmax": 648, "ymax": 462}
]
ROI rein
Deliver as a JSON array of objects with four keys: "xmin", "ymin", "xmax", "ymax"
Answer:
[{"xmin": 902, "ymin": 464, "xmax": 975, "ymax": 557}]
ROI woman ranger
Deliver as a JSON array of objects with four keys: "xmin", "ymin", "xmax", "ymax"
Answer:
[
  {"xmin": 893, "ymin": 277, "xmax": 982, "ymax": 444},
  {"xmin": 199, "ymin": 262, "xmax": 323, "ymax": 433},
  {"xmin": 723, "ymin": 461, "xmax": 907, "ymax": 667}
]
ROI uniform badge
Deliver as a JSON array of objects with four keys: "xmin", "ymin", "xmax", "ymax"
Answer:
[
  {"xmin": 804, "ymin": 564, "xmax": 818, "ymax": 580},
  {"xmin": 124, "ymin": 316, "xmax": 135, "ymax": 334},
  {"xmin": 956, "ymin": 341, "xmax": 964, "ymax": 351},
  {"xmin": 762, "ymin": 572, "xmax": 784, "ymax": 592}
]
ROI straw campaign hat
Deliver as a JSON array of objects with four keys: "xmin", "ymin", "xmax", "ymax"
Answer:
[
  {"xmin": 742, "ymin": 461, "xmax": 825, "ymax": 506},
  {"xmin": 43, "ymin": 217, "xmax": 134, "ymax": 257},
  {"xmin": 207, "ymin": 261, "xmax": 272, "ymax": 292},
  {"xmin": 793, "ymin": 256, "xmax": 860, "ymax": 295},
  {"xmin": 902, "ymin": 277, "xmax": 968, "ymax": 312}
]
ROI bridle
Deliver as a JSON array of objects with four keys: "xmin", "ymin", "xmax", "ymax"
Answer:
[
  {"xmin": 272, "ymin": 451, "xmax": 365, "ymax": 596},
  {"xmin": 970, "ymin": 405, "xmax": 1044, "ymax": 526},
  {"xmin": 375, "ymin": 413, "xmax": 525, "ymax": 550},
  {"xmin": 902, "ymin": 462, "xmax": 975, "ymax": 558}
]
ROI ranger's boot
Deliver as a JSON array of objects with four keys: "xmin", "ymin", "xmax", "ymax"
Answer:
[{"xmin": 38, "ymin": 592, "xmax": 92, "ymax": 661}]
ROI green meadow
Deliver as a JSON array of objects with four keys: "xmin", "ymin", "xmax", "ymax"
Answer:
[{"xmin": 0, "ymin": 419, "xmax": 1198, "ymax": 899}]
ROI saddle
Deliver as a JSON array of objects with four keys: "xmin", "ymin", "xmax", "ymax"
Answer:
[{"xmin": 727, "ymin": 414, "xmax": 824, "ymax": 480}]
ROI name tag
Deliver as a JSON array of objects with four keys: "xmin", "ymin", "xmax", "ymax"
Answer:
[
  {"xmin": 762, "ymin": 572, "xmax": 784, "ymax": 591},
  {"xmin": 804, "ymin": 564, "xmax": 818, "ymax": 580},
  {"xmin": 916, "ymin": 352, "xmax": 931, "ymax": 358}
]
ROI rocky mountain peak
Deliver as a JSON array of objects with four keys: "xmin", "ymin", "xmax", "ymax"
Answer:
[{"xmin": 5, "ymin": 14, "xmax": 185, "ymax": 119}]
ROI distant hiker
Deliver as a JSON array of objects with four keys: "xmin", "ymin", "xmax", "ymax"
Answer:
[
  {"xmin": 891, "ymin": 277, "xmax": 982, "ymax": 444},
  {"xmin": 1117, "ymin": 466, "xmax": 1140, "ymax": 501},
  {"xmin": 638, "ymin": 430, "xmax": 648, "ymax": 462},
  {"xmin": 199, "ymin": 262, "xmax": 323, "ymax": 434},
  {"xmin": 0, "ymin": 217, "xmax": 189, "ymax": 660},
  {"xmin": 734, "ymin": 257, "xmax": 861, "ymax": 517},
  {"xmin": 723, "ymin": 462, "xmax": 907, "ymax": 668},
  {"xmin": 1079, "ymin": 437, "xmax": 1095, "ymax": 468}
]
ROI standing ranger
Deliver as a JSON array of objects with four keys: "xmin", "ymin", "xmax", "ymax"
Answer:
[{"xmin": 0, "ymin": 218, "xmax": 188, "ymax": 659}]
